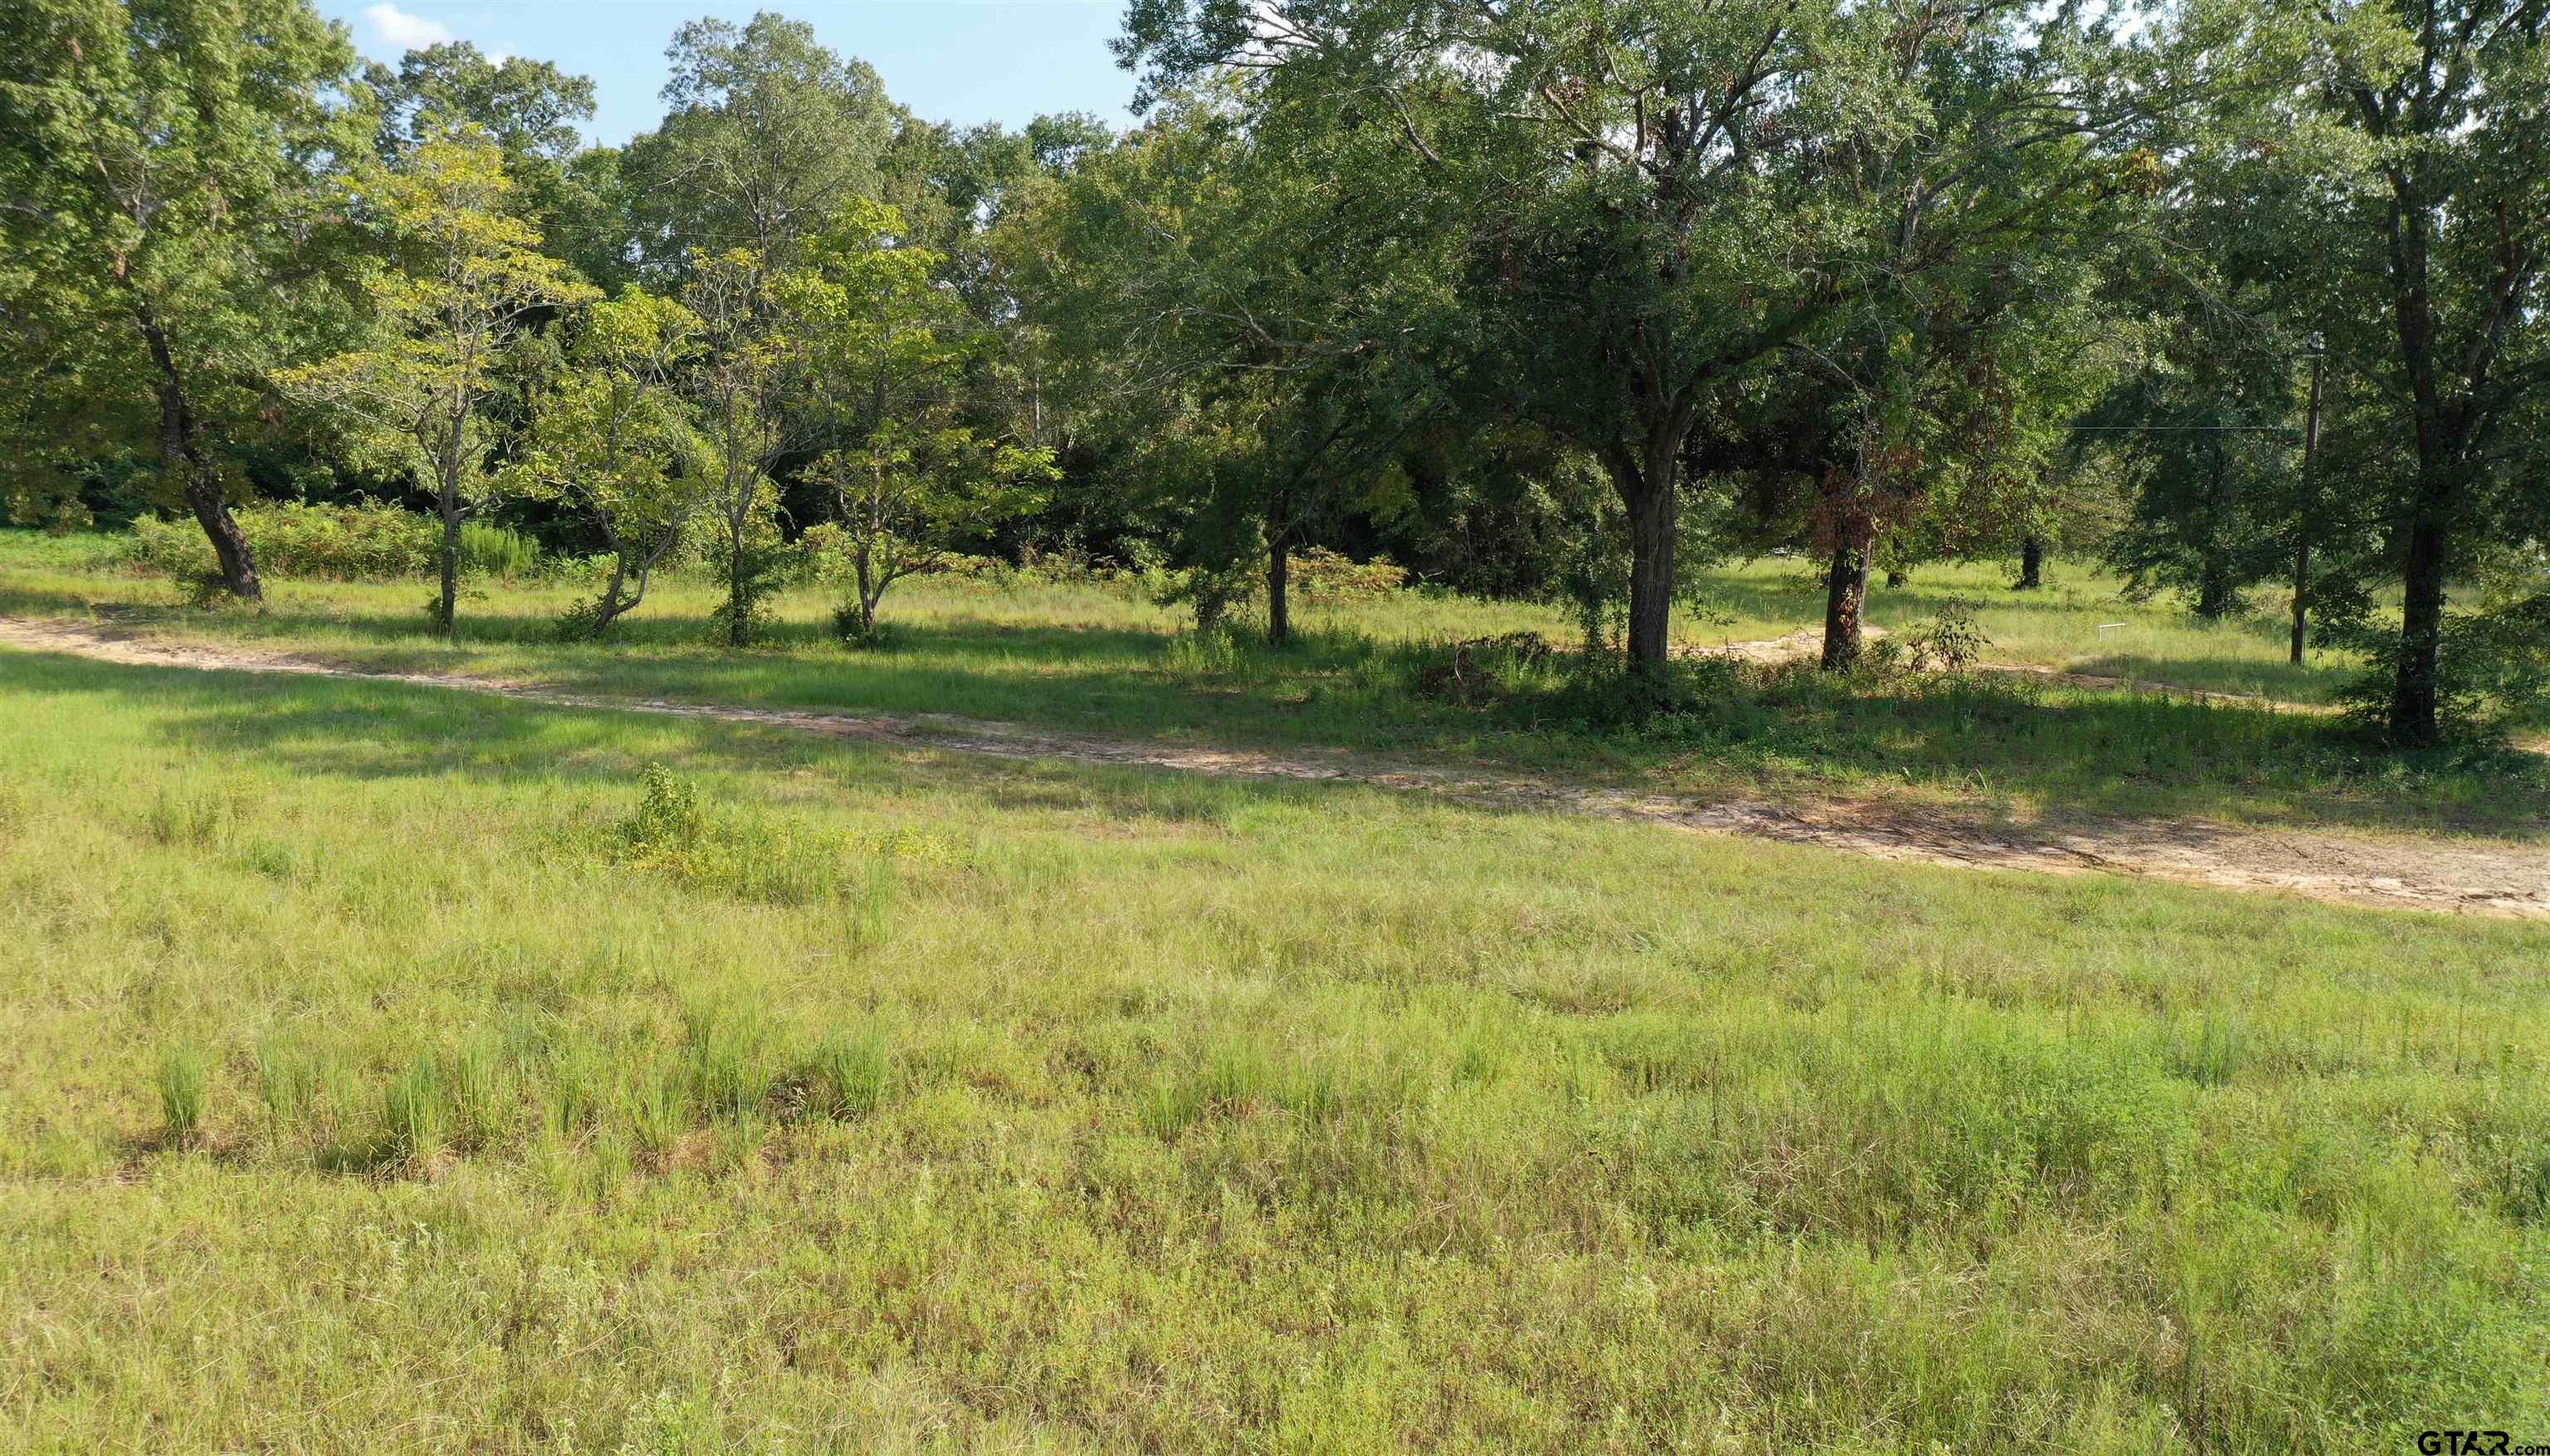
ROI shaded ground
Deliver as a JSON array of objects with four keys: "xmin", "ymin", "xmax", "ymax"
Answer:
[{"xmin": 5, "ymin": 614, "xmax": 2544, "ymax": 921}]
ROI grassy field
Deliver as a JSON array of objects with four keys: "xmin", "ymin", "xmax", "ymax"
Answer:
[
  {"xmin": 4, "ymin": 530, "xmax": 2543, "ymax": 837},
  {"xmin": 2, "ymin": 648, "xmax": 2545, "ymax": 1450}
]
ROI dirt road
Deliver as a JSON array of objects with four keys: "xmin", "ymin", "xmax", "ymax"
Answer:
[{"xmin": 5, "ymin": 615, "xmax": 2544, "ymax": 921}]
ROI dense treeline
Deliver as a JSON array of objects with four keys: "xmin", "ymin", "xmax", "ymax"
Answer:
[{"xmin": 2, "ymin": 0, "xmax": 2543, "ymax": 743}]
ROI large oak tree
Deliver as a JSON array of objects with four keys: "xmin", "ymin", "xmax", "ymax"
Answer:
[{"xmin": 0, "ymin": 0, "xmax": 370, "ymax": 595}]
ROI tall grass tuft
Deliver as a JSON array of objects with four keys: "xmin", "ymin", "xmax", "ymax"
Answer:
[
  {"xmin": 680, "ymin": 999, "xmax": 774, "ymax": 1125},
  {"xmin": 800, "ymin": 1028, "xmax": 892, "ymax": 1119},
  {"xmin": 381, "ymin": 1054, "xmax": 444, "ymax": 1159},
  {"xmin": 851, "ymin": 855, "xmax": 896, "ymax": 945},
  {"xmin": 252, "ymin": 1037, "xmax": 319, "ymax": 1129},
  {"xmin": 155, "ymin": 1047, "xmax": 208, "ymax": 1142},
  {"xmin": 457, "ymin": 522, "xmax": 540, "ymax": 580}
]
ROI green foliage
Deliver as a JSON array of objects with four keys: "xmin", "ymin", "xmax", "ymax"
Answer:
[
  {"xmin": 456, "ymin": 522, "xmax": 537, "ymax": 580},
  {"xmin": 1150, "ymin": 558, "xmax": 1260, "ymax": 635},
  {"xmin": 786, "ymin": 199, "xmax": 1058, "ymax": 638},
  {"xmin": 120, "ymin": 504, "xmax": 538, "ymax": 583},
  {"xmin": 508, "ymin": 288, "xmax": 708, "ymax": 638},
  {"xmin": 0, "ymin": 0, "xmax": 373, "ymax": 595},
  {"xmin": 2330, "ymin": 594, "xmax": 2550, "ymax": 744},
  {"xmin": 1895, "ymin": 598, "xmax": 1996, "ymax": 675},
  {"xmin": 701, "ymin": 539, "xmax": 791, "ymax": 648},
  {"xmin": 677, "ymin": 248, "xmax": 799, "ymax": 649},
  {"xmin": 620, "ymin": 13, "xmax": 894, "ymax": 274},
  {"xmin": 274, "ymin": 123, "xmax": 598, "ymax": 633},
  {"xmin": 367, "ymin": 41, "xmax": 598, "ymax": 240}
]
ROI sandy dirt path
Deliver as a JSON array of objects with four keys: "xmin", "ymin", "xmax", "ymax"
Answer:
[{"xmin": 4, "ymin": 615, "xmax": 2545, "ymax": 922}]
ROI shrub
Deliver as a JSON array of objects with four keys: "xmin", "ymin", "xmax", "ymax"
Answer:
[
  {"xmin": 1895, "ymin": 597, "xmax": 1994, "ymax": 674},
  {"xmin": 120, "ymin": 503, "xmax": 543, "ymax": 583},
  {"xmin": 830, "ymin": 601, "xmax": 896, "ymax": 650},
  {"xmin": 2331, "ymin": 594, "xmax": 2550, "ymax": 743},
  {"xmin": 455, "ymin": 521, "xmax": 537, "ymax": 579},
  {"xmin": 569, "ymin": 765, "xmax": 945, "ymax": 912},
  {"xmin": 1153, "ymin": 561, "xmax": 1260, "ymax": 633},
  {"xmin": 706, "ymin": 540, "xmax": 791, "ymax": 647},
  {"xmin": 1288, "ymin": 547, "xmax": 1407, "ymax": 600}
]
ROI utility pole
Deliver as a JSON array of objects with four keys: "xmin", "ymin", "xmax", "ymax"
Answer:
[{"xmin": 2291, "ymin": 335, "xmax": 2325, "ymax": 667}]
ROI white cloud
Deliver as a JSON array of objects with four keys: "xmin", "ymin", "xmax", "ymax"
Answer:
[{"xmin": 364, "ymin": 2, "xmax": 454, "ymax": 51}]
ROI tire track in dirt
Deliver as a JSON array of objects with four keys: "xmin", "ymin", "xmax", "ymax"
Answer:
[{"xmin": 5, "ymin": 615, "xmax": 2545, "ymax": 922}]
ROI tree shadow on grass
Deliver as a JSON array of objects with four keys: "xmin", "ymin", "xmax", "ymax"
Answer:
[
  {"xmin": 8, "ymin": 623, "xmax": 2543, "ymax": 842},
  {"xmin": 1501, "ymin": 667, "xmax": 2550, "ymax": 839},
  {"xmin": 0, "ymin": 576, "xmax": 1436, "ymax": 750},
  {"xmin": 2060, "ymin": 652, "xmax": 2344, "ymax": 704},
  {"xmin": 1, "ymin": 650, "xmax": 1334, "ymax": 834}
]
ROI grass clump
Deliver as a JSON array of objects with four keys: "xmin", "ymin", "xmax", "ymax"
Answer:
[
  {"xmin": 571, "ymin": 762, "xmax": 911, "ymax": 911},
  {"xmin": 154, "ymin": 1047, "xmax": 208, "ymax": 1143}
]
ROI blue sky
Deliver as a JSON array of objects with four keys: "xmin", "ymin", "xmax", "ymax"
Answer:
[{"xmin": 319, "ymin": 2, "xmax": 1141, "ymax": 144}]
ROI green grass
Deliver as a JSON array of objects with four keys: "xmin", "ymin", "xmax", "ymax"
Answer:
[
  {"xmin": 5, "ymin": 529, "xmax": 2543, "ymax": 836},
  {"xmin": 2, "ymin": 648, "xmax": 2546, "ymax": 1449}
]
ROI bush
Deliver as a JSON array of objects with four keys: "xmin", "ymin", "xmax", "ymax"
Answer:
[
  {"xmin": 1893, "ymin": 597, "xmax": 1994, "ymax": 674},
  {"xmin": 2331, "ymin": 594, "xmax": 2550, "ymax": 742},
  {"xmin": 456, "ymin": 521, "xmax": 537, "ymax": 580},
  {"xmin": 1153, "ymin": 560, "xmax": 1261, "ymax": 634},
  {"xmin": 1288, "ymin": 547, "xmax": 1407, "ymax": 600},
  {"xmin": 1411, "ymin": 632, "xmax": 1559, "ymax": 706},
  {"xmin": 120, "ymin": 503, "xmax": 543, "ymax": 583},
  {"xmin": 830, "ymin": 601, "xmax": 896, "ymax": 650},
  {"xmin": 568, "ymin": 765, "xmax": 950, "ymax": 910}
]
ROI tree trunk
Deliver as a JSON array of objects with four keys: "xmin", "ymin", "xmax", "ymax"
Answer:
[
  {"xmin": 725, "ymin": 511, "xmax": 750, "ymax": 647},
  {"xmin": 2016, "ymin": 536, "xmax": 2044, "ymax": 591},
  {"xmin": 435, "ymin": 427, "xmax": 462, "ymax": 636},
  {"xmin": 589, "ymin": 547, "xmax": 634, "ymax": 637},
  {"xmin": 1616, "ymin": 460, "xmax": 1678, "ymax": 671},
  {"xmin": 2290, "ymin": 349, "xmax": 2324, "ymax": 667},
  {"xmin": 437, "ymin": 498, "xmax": 461, "ymax": 636},
  {"xmin": 2289, "ymin": 538, "xmax": 2310, "ymax": 667},
  {"xmin": 2195, "ymin": 559, "xmax": 2231, "ymax": 620},
  {"xmin": 1266, "ymin": 535, "xmax": 1291, "ymax": 647},
  {"xmin": 137, "ymin": 305, "xmax": 260, "ymax": 599},
  {"xmin": 1820, "ymin": 543, "xmax": 1871, "ymax": 671},
  {"xmin": 2389, "ymin": 511, "xmax": 2448, "ymax": 747},
  {"xmin": 183, "ymin": 472, "xmax": 261, "ymax": 600}
]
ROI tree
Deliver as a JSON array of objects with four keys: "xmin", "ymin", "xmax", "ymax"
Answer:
[
  {"xmin": 0, "ymin": 0, "xmax": 370, "ymax": 595},
  {"xmin": 507, "ymin": 288, "xmax": 706, "ymax": 637},
  {"xmin": 1022, "ymin": 88, "xmax": 1447, "ymax": 642},
  {"xmin": 882, "ymin": 110, "xmax": 1117, "ymax": 467},
  {"xmin": 678, "ymin": 247, "xmax": 798, "ymax": 647},
  {"xmin": 805, "ymin": 420, "xmax": 1056, "ymax": 640},
  {"xmin": 367, "ymin": 41, "xmax": 603, "ymax": 257},
  {"xmin": 1121, "ymin": 0, "xmax": 2200, "ymax": 672},
  {"xmin": 369, "ymin": 41, "xmax": 593, "ymax": 169},
  {"xmin": 2273, "ymin": 0, "xmax": 2550, "ymax": 744},
  {"xmin": 2087, "ymin": 359, "xmax": 2304, "ymax": 618},
  {"xmin": 276, "ymin": 125, "xmax": 597, "ymax": 632},
  {"xmin": 786, "ymin": 201, "xmax": 1055, "ymax": 640},
  {"xmin": 621, "ymin": 12, "xmax": 894, "ymax": 275}
]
